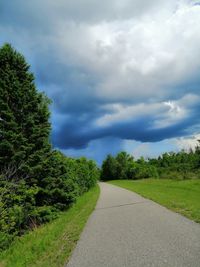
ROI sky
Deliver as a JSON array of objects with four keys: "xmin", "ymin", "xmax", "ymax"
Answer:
[{"xmin": 1, "ymin": 0, "xmax": 200, "ymax": 164}]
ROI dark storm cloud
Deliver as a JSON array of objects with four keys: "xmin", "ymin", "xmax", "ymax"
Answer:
[{"xmin": 52, "ymin": 98, "xmax": 200, "ymax": 149}]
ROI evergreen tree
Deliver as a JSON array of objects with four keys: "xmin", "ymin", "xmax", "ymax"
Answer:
[{"xmin": 0, "ymin": 43, "xmax": 51, "ymax": 184}]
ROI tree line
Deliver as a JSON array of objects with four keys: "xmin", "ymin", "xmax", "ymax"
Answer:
[
  {"xmin": 101, "ymin": 147, "xmax": 200, "ymax": 181},
  {"xmin": 0, "ymin": 44, "xmax": 99, "ymax": 250}
]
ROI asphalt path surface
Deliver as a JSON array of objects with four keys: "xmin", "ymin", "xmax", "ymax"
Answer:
[{"xmin": 66, "ymin": 182, "xmax": 200, "ymax": 267}]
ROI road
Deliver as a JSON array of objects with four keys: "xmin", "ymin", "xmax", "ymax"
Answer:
[{"xmin": 66, "ymin": 182, "xmax": 200, "ymax": 267}]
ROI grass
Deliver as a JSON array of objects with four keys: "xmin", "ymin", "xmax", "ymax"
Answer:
[
  {"xmin": 0, "ymin": 185, "xmax": 100, "ymax": 267},
  {"xmin": 108, "ymin": 179, "xmax": 200, "ymax": 223}
]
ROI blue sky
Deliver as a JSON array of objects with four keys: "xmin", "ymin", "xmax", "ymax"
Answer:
[{"xmin": 1, "ymin": 0, "xmax": 200, "ymax": 164}]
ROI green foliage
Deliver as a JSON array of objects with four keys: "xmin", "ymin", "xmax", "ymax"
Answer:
[
  {"xmin": 74, "ymin": 157, "xmax": 99, "ymax": 194},
  {"xmin": 0, "ymin": 43, "xmax": 51, "ymax": 184},
  {"xmin": 115, "ymin": 152, "xmax": 134, "ymax": 179},
  {"xmin": 101, "ymin": 143, "xmax": 200, "ymax": 181},
  {"xmin": 133, "ymin": 164, "xmax": 158, "ymax": 179},
  {"xmin": 36, "ymin": 151, "xmax": 99, "ymax": 210},
  {"xmin": 101, "ymin": 154, "xmax": 118, "ymax": 181},
  {"xmin": 101, "ymin": 152, "xmax": 159, "ymax": 181},
  {"xmin": 36, "ymin": 151, "xmax": 78, "ymax": 210},
  {"xmin": 0, "ymin": 178, "xmax": 38, "ymax": 250},
  {"xmin": 148, "ymin": 146, "xmax": 200, "ymax": 180},
  {"xmin": 0, "ymin": 44, "xmax": 99, "ymax": 251}
]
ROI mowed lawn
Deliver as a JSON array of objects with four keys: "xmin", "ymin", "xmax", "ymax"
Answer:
[
  {"xmin": 0, "ymin": 185, "xmax": 100, "ymax": 267},
  {"xmin": 108, "ymin": 179, "xmax": 200, "ymax": 223}
]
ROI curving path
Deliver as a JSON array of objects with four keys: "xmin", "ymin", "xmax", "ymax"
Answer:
[{"xmin": 66, "ymin": 182, "xmax": 200, "ymax": 267}]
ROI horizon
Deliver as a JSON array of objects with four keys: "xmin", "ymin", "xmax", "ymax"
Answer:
[{"xmin": 1, "ymin": 0, "xmax": 200, "ymax": 164}]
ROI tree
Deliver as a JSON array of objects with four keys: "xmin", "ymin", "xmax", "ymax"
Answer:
[
  {"xmin": 0, "ymin": 43, "xmax": 51, "ymax": 184},
  {"xmin": 35, "ymin": 151, "xmax": 78, "ymax": 211},
  {"xmin": 0, "ymin": 43, "xmax": 52, "ymax": 248},
  {"xmin": 75, "ymin": 157, "xmax": 99, "ymax": 195},
  {"xmin": 101, "ymin": 155, "xmax": 117, "ymax": 181},
  {"xmin": 116, "ymin": 151, "xmax": 133, "ymax": 179}
]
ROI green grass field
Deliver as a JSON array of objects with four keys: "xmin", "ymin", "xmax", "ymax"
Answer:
[
  {"xmin": 108, "ymin": 179, "xmax": 200, "ymax": 223},
  {"xmin": 0, "ymin": 185, "xmax": 100, "ymax": 267}
]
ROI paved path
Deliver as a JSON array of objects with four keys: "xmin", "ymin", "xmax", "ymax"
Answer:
[{"xmin": 66, "ymin": 182, "xmax": 200, "ymax": 267}]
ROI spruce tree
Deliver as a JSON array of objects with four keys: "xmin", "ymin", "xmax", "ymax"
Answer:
[{"xmin": 0, "ymin": 43, "xmax": 51, "ymax": 184}]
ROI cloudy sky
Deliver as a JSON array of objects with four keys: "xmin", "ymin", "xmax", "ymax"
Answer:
[{"xmin": 1, "ymin": 0, "xmax": 200, "ymax": 163}]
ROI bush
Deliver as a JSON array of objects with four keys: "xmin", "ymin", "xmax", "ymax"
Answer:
[
  {"xmin": 30, "ymin": 206, "xmax": 59, "ymax": 225},
  {"xmin": 75, "ymin": 158, "xmax": 99, "ymax": 194},
  {"xmin": 0, "ymin": 179, "xmax": 38, "ymax": 250},
  {"xmin": 134, "ymin": 164, "xmax": 159, "ymax": 179}
]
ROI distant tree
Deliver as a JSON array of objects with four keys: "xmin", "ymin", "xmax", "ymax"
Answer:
[
  {"xmin": 194, "ymin": 140, "xmax": 200, "ymax": 167},
  {"xmin": 101, "ymin": 155, "xmax": 117, "ymax": 181},
  {"xmin": 115, "ymin": 151, "xmax": 133, "ymax": 179}
]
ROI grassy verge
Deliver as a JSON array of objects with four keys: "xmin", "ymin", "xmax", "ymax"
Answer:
[
  {"xmin": 0, "ymin": 185, "xmax": 100, "ymax": 267},
  {"xmin": 108, "ymin": 179, "xmax": 200, "ymax": 223}
]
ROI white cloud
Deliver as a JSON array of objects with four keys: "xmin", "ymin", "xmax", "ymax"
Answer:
[
  {"xmin": 125, "ymin": 141, "xmax": 151, "ymax": 159},
  {"xmin": 49, "ymin": 0, "xmax": 200, "ymax": 101},
  {"xmin": 95, "ymin": 94, "xmax": 199, "ymax": 129},
  {"xmin": 96, "ymin": 102, "xmax": 166, "ymax": 127},
  {"xmin": 174, "ymin": 134, "xmax": 200, "ymax": 151},
  {"xmin": 152, "ymin": 94, "xmax": 200, "ymax": 128}
]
